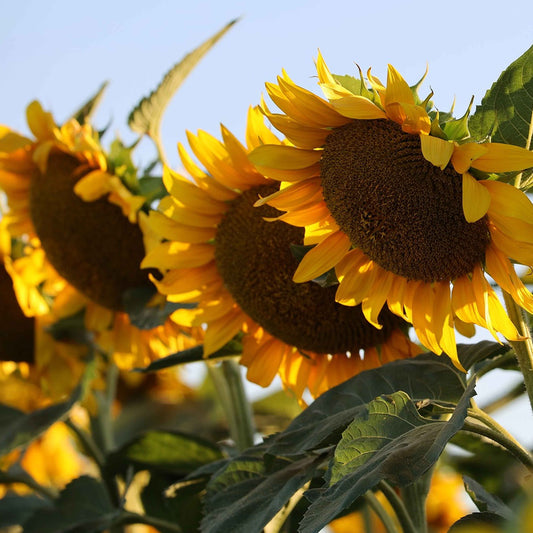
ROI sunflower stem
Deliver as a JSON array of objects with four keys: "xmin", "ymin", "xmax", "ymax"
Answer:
[
  {"xmin": 363, "ymin": 491, "xmax": 399, "ymax": 533},
  {"xmin": 461, "ymin": 420, "xmax": 533, "ymax": 469},
  {"xmin": 502, "ymin": 291, "xmax": 533, "ymax": 414},
  {"xmin": 399, "ymin": 469, "xmax": 431, "ymax": 533},
  {"xmin": 207, "ymin": 359, "xmax": 255, "ymax": 451},
  {"xmin": 378, "ymin": 481, "xmax": 417, "ymax": 533}
]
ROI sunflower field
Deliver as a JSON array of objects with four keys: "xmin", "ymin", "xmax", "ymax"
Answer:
[{"xmin": 1, "ymin": 17, "xmax": 533, "ymax": 533}]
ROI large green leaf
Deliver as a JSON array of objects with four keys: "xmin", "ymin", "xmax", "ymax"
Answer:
[
  {"xmin": 22, "ymin": 476, "xmax": 115, "ymax": 533},
  {"xmin": 469, "ymin": 44, "xmax": 533, "ymax": 146},
  {"xmin": 265, "ymin": 353, "xmax": 466, "ymax": 457},
  {"xmin": 107, "ymin": 430, "xmax": 223, "ymax": 476},
  {"xmin": 128, "ymin": 19, "xmax": 238, "ymax": 142},
  {"xmin": 298, "ymin": 381, "xmax": 476, "ymax": 533},
  {"xmin": 142, "ymin": 472, "xmax": 204, "ymax": 533},
  {"xmin": 0, "ymin": 494, "xmax": 52, "ymax": 528},
  {"xmin": 463, "ymin": 475, "xmax": 513, "ymax": 519},
  {"xmin": 201, "ymin": 452, "xmax": 324, "ymax": 533}
]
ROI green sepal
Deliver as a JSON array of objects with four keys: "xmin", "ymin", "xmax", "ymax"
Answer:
[
  {"xmin": 70, "ymin": 81, "xmax": 109, "ymax": 125},
  {"xmin": 442, "ymin": 96, "xmax": 474, "ymax": 141}
]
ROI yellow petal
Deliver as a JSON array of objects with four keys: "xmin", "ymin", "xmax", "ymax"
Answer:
[
  {"xmin": 462, "ymin": 173, "xmax": 491, "ymax": 222},
  {"xmin": 242, "ymin": 336, "xmax": 284, "ymax": 387},
  {"xmin": 386, "ymin": 103, "xmax": 430, "ymax": 134},
  {"xmin": 204, "ymin": 308, "xmax": 245, "ymax": 355},
  {"xmin": 256, "ymin": 178, "xmax": 322, "ymax": 210},
  {"xmin": 277, "ymin": 76, "xmax": 349, "ymax": 127},
  {"xmin": 483, "ymin": 179, "xmax": 533, "ymax": 222},
  {"xmin": 385, "ymin": 64, "xmax": 415, "ymax": 106},
  {"xmin": 177, "ymin": 142, "xmax": 237, "ymax": 202},
  {"xmin": 451, "ymin": 142, "xmax": 489, "ymax": 174},
  {"xmin": 329, "ymin": 95, "xmax": 387, "ymax": 120},
  {"xmin": 245, "ymin": 104, "xmax": 281, "ymax": 149},
  {"xmin": 145, "ymin": 211, "xmax": 217, "ymax": 244},
  {"xmin": 141, "ymin": 241, "xmax": 215, "ymax": 270},
  {"xmin": 488, "ymin": 223, "xmax": 533, "ymax": 267},
  {"xmin": 0, "ymin": 127, "xmax": 32, "ymax": 153},
  {"xmin": 420, "ymin": 135, "xmax": 454, "ymax": 170},
  {"xmin": 485, "ymin": 244, "xmax": 533, "ymax": 314},
  {"xmin": 361, "ymin": 270, "xmax": 394, "ymax": 328},
  {"xmin": 265, "ymin": 200, "xmax": 330, "ymax": 227},
  {"xmin": 432, "ymin": 282, "xmax": 460, "ymax": 368},
  {"xmin": 315, "ymin": 50, "xmax": 336, "ymax": 85},
  {"xmin": 73, "ymin": 170, "xmax": 112, "ymax": 201},
  {"xmin": 335, "ymin": 250, "xmax": 376, "ymax": 306},
  {"xmin": 470, "ymin": 142, "xmax": 533, "ymax": 173},
  {"xmin": 264, "ymin": 112, "xmax": 330, "ymax": 149},
  {"xmin": 158, "ymin": 196, "xmax": 222, "ymax": 228},
  {"xmin": 163, "ymin": 166, "xmax": 227, "ymax": 215},
  {"xmin": 249, "ymin": 144, "xmax": 321, "ymax": 170},
  {"xmin": 26, "ymin": 101, "xmax": 56, "ymax": 141},
  {"xmin": 293, "ymin": 231, "xmax": 351, "ymax": 283}
]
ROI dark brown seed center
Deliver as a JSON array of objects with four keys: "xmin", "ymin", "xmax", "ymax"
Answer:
[
  {"xmin": 0, "ymin": 262, "xmax": 35, "ymax": 363},
  {"xmin": 214, "ymin": 184, "xmax": 400, "ymax": 354},
  {"xmin": 321, "ymin": 120, "xmax": 490, "ymax": 282},
  {"xmin": 29, "ymin": 153, "xmax": 151, "ymax": 311}
]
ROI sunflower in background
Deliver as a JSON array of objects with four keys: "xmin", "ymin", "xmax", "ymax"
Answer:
[
  {"xmin": 0, "ymin": 101, "xmax": 200, "ymax": 372},
  {"xmin": 249, "ymin": 52, "xmax": 533, "ymax": 368},
  {"xmin": 142, "ymin": 106, "xmax": 420, "ymax": 401},
  {"xmin": 0, "ymin": 218, "xmax": 89, "ymax": 400}
]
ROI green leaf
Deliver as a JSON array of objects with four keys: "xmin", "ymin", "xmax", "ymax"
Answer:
[
  {"xmin": 127, "ymin": 19, "xmax": 238, "ymax": 157},
  {"xmin": 142, "ymin": 472, "xmax": 204, "ymax": 532},
  {"xmin": 265, "ymin": 352, "xmax": 466, "ymax": 457},
  {"xmin": 46, "ymin": 309, "xmax": 91, "ymax": 344},
  {"xmin": 122, "ymin": 286, "xmax": 196, "ymax": 330},
  {"xmin": 201, "ymin": 452, "xmax": 323, "ymax": 533},
  {"xmin": 298, "ymin": 381, "xmax": 476, "ymax": 533},
  {"xmin": 107, "ymin": 430, "xmax": 223, "ymax": 476},
  {"xmin": 134, "ymin": 337, "xmax": 243, "ymax": 372},
  {"xmin": 22, "ymin": 476, "xmax": 116, "ymax": 533},
  {"xmin": 138, "ymin": 176, "xmax": 167, "ymax": 203},
  {"xmin": 448, "ymin": 512, "xmax": 505, "ymax": 532},
  {"xmin": 0, "ymin": 381, "xmax": 85, "ymax": 456},
  {"xmin": 0, "ymin": 494, "xmax": 52, "ymax": 528},
  {"xmin": 457, "ymin": 341, "xmax": 511, "ymax": 372},
  {"xmin": 463, "ymin": 475, "xmax": 513, "ymax": 519},
  {"xmin": 70, "ymin": 81, "xmax": 109, "ymax": 125},
  {"xmin": 469, "ymin": 44, "xmax": 533, "ymax": 147}
]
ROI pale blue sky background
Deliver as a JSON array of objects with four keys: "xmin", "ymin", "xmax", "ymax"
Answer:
[{"xmin": 2, "ymin": 0, "xmax": 533, "ymax": 444}]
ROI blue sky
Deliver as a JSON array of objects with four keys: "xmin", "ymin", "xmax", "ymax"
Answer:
[{"xmin": 2, "ymin": 0, "xmax": 533, "ymax": 442}]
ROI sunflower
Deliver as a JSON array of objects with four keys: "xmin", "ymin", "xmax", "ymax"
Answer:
[
  {"xmin": 0, "ymin": 218, "xmax": 89, "ymax": 400},
  {"xmin": 248, "ymin": 52, "xmax": 533, "ymax": 368},
  {"xmin": 142, "ymin": 106, "xmax": 420, "ymax": 399},
  {"xmin": 0, "ymin": 101, "xmax": 198, "ymax": 370}
]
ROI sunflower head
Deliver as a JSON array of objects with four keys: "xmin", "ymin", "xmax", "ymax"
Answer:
[
  {"xmin": 249, "ymin": 54, "xmax": 533, "ymax": 366},
  {"xmin": 0, "ymin": 101, "xmax": 155, "ymax": 313}
]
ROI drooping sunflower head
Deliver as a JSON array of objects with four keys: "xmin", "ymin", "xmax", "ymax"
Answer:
[
  {"xmin": 143, "ymin": 106, "xmax": 420, "ymax": 399},
  {"xmin": 249, "ymin": 53, "xmax": 533, "ymax": 368},
  {"xmin": 0, "ymin": 101, "xmax": 152, "ymax": 312},
  {"xmin": 0, "ymin": 101, "xmax": 198, "ymax": 369}
]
